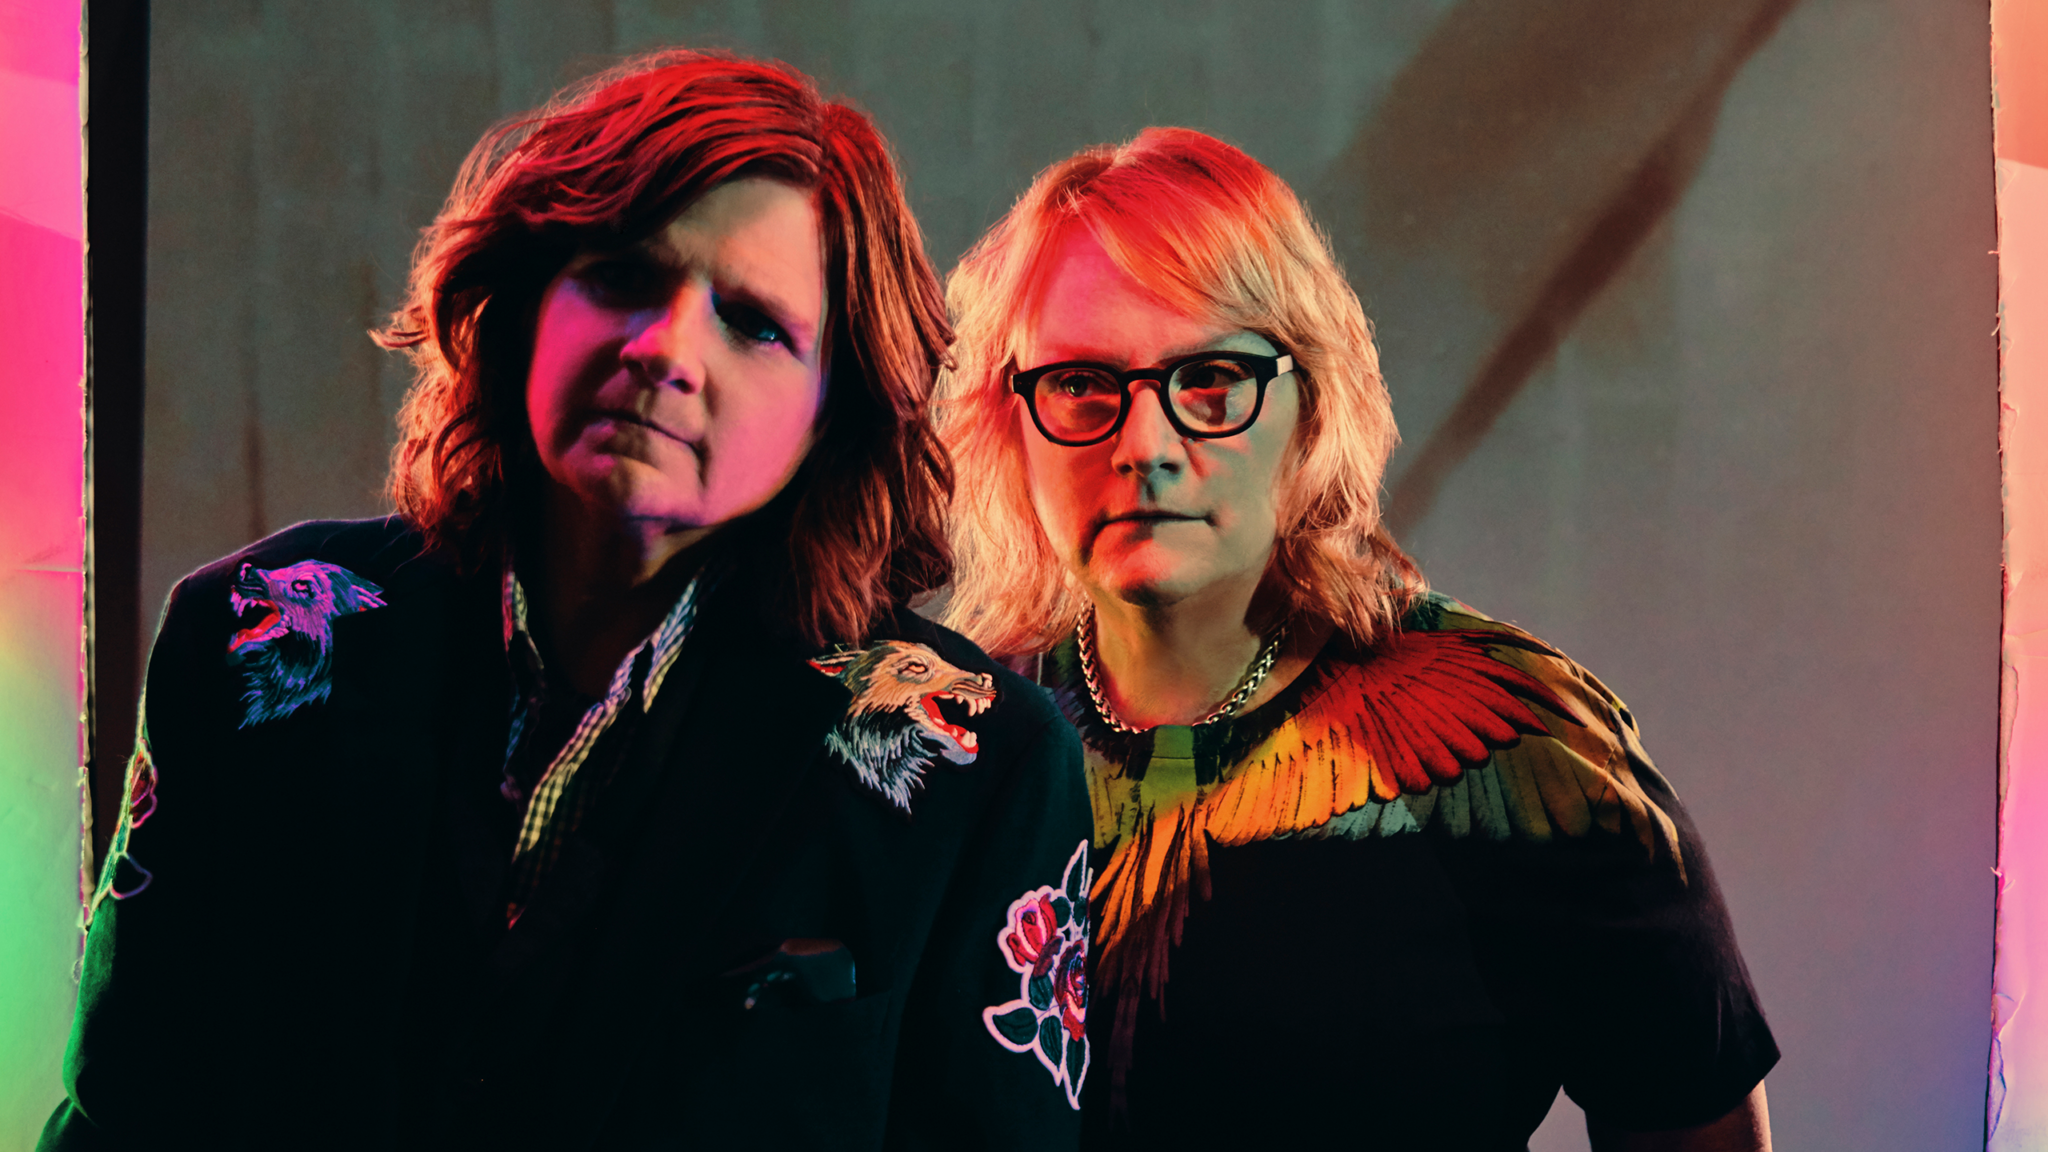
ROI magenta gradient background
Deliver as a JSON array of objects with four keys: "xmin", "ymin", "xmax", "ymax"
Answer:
[
  {"xmin": 1990, "ymin": 1, "xmax": 2048, "ymax": 1146},
  {"xmin": 0, "ymin": 0, "xmax": 86, "ymax": 1144}
]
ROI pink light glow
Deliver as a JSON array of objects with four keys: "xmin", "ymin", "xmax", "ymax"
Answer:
[
  {"xmin": 0, "ymin": 0, "xmax": 84, "ymax": 1140},
  {"xmin": 1992, "ymin": 1, "xmax": 2048, "ymax": 1147}
]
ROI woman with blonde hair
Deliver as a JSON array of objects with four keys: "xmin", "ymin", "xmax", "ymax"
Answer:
[{"xmin": 939, "ymin": 127, "xmax": 1777, "ymax": 1149}]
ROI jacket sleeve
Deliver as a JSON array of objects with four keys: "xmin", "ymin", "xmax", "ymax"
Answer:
[
  {"xmin": 39, "ymin": 569, "xmax": 249, "ymax": 1148},
  {"xmin": 38, "ymin": 528, "xmax": 407, "ymax": 1148},
  {"xmin": 884, "ymin": 707, "xmax": 1095, "ymax": 1150}
]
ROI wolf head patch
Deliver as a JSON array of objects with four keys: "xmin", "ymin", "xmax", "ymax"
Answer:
[
  {"xmin": 226, "ymin": 560, "xmax": 387, "ymax": 727},
  {"xmin": 809, "ymin": 640, "xmax": 997, "ymax": 812}
]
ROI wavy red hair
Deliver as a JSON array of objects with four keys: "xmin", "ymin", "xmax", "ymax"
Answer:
[{"xmin": 378, "ymin": 49, "xmax": 952, "ymax": 645}]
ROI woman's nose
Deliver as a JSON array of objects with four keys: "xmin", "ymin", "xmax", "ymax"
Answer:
[
  {"xmin": 619, "ymin": 290, "xmax": 708, "ymax": 392},
  {"xmin": 1110, "ymin": 382, "xmax": 1186, "ymax": 475}
]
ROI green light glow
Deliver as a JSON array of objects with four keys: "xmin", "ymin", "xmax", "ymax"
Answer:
[{"xmin": 0, "ymin": 577, "xmax": 85, "ymax": 1148}]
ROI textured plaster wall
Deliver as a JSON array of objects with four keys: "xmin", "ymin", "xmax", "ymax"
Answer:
[
  {"xmin": 133, "ymin": 2, "xmax": 1998, "ymax": 1148},
  {"xmin": 1394, "ymin": 3, "xmax": 2001, "ymax": 1147}
]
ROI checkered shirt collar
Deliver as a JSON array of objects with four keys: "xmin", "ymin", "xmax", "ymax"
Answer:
[{"xmin": 498, "ymin": 561, "xmax": 707, "ymax": 921}]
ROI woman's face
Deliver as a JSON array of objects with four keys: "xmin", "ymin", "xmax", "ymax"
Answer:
[
  {"xmin": 1016, "ymin": 231, "xmax": 1299, "ymax": 611},
  {"xmin": 526, "ymin": 177, "xmax": 828, "ymax": 544}
]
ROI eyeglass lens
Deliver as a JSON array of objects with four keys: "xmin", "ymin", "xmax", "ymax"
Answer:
[{"xmin": 1032, "ymin": 357, "xmax": 1261, "ymax": 441}]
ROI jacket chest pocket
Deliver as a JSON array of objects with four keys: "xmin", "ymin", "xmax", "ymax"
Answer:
[{"xmin": 664, "ymin": 989, "xmax": 898, "ymax": 1149}]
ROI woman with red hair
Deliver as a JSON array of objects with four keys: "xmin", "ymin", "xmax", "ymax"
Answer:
[
  {"xmin": 43, "ymin": 51, "xmax": 1089, "ymax": 1149},
  {"xmin": 939, "ymin": 127, "xmax": 1777, "ymax": 1149}
]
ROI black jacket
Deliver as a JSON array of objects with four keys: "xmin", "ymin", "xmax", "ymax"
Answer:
[{"xmin": 41, "ymin": 518, "xmax": 1094, "ymax": 1150}]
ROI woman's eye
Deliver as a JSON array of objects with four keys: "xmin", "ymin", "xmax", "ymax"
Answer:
[
  {"xmin": 716, "ymin": 298, "xmax": 792, "ymax": 350},
  {"xmin": 1048, "ymin": 369, "xmax": 1117, "ymax": 397},
  {"xmin": 576, "ymin": 260, "xmax": 663, "ymax": 306}
]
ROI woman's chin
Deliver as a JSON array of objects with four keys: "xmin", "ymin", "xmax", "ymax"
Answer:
[
  {"xmin": 1091, "ymin": 564, "xmax": 1212, "ymax": 609},
  {"xmin": 551, "ymin": 461, "xmax": 698, "ymax": 524},
  {"xmin": 1086, "ymin": 551, "xmax": 1279, "ymax": 615}
]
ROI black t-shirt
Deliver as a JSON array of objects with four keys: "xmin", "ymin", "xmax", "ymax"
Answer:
[{"xmin": 1053, "ymin": 593, "xmax": 1778, "ymax": 1149}]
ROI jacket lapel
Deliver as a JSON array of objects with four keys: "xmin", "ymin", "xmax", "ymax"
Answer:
[
  {"xmin": 482, "ymin": 583, "xmax": 849, "ymax": 1002},
  {"xmin": 613, "ymin": 597, "xmax": 849, "ymax": 965},
  {"xmin": 467, "ymin": 586, "xmax": 854, "ymax": 1145},
  {"xmin": 321, "ymin": 563, "xmax": 502, "ymax": 1002}
]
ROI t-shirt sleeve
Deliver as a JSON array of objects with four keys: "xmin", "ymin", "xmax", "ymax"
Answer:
[{"xmin": 1441, "ymin": 692, "xmax": 1780, "ymax": 1133}]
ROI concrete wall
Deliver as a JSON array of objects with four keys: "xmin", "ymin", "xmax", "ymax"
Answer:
[{"xmin": 138, "ymin": 2, "xmax": 1998, "ymax": 1147}]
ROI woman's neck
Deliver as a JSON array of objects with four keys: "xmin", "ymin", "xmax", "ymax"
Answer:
[
  {"xmin": 1087, "ymin": 578, "xmax": 1324, "ymax": 729},
  {"xmin": 1089, "ymin": 597, "xmax": 1256, "ymax": 729},
  {"xmin": 530, "ymin": 486, "xmax": 710, "ymax": 697}
]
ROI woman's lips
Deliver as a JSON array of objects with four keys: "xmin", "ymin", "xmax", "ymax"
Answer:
[
  {"xmin": 1101, "ymin": 512, "xmax": 1204, "ymax": 526},
  {"xmin": 592, "ymin": 410, "xmax": 691, "ymax": 445},
  {"xmin": 1092, "ymin": 512, "xmax": 1206, "ymax": 543}
]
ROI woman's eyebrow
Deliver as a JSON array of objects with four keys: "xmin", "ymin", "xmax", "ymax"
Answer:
[
  {"xmin": 1030, "ymin": 336, "xmax": 1246, "ymax": 367},
  {"xmin": 575, "ymin": 242, "xmax": 677, "ymax": 275},
  {"xmin": 1027, "ymin": 344, "xmax": 1121, "ymax": 366},
  {"xmin": 1159, "ymin": 338, "xmax": 1245, "ymax": 361}
]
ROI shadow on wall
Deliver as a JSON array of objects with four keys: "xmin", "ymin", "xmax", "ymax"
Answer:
[{"xmin": 1312, "ymin": 0, "xmax": 1799, "ymax": 538}]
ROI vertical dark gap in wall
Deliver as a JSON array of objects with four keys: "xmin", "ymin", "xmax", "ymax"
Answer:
[{"xmin": 86, "ymin": 0, "xmax": 151, "ymax": 876}]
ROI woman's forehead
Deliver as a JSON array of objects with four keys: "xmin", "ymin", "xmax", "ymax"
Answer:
[
  {"xmin": 662, "ymin": 179, "xmax": 819, "ymax": 258},
  {"xmin": 588, "ymin": 178, "xmax": 827, "ymax": 339},
  {"xmin": 1021, "ymin": 327, "xmax": 1278, "ymax": 369},
  {"xmin": 1014, "ymin": 228, "xmax": 1268, "ymax": 366}
]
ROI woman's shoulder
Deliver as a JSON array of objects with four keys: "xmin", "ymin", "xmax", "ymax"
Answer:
[
  {"xmin": 870, "ymin": 606, "xmax": 1066, "ymax": 735},
  {"xmin": 800, "ymin": 606, "xmax": 1084, "ymax": 827},
  {"xmin": 167, "ymin": 516, "xmax": 431, "ymax": 606},
  {"xmin": 1328, "ymin": 588, "xmax": 1632, "ymax": 721},
  {"xmin": 1306, "ymin": 588, "xmax": 1654, "ymax": 800},
  {"xmin": 148, "ymin": 517, "xmax": 448, "ymax": 725},
  {"xmin": 1255, "ymin": 589, "xmax": 1684, "ymax": 870},
  {"xmin": 1393, "ymin": 588, "xmax": 1544, "ymax": 643},
  {"xmin": 160, "ymin": 515, "xmax": 460, "ymax": 645}
]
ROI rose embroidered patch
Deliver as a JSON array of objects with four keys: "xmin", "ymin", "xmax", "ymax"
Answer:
[
  {"xmin": 226, "ymin": 560, "xmax": 387, "ymax": 727},
  {"xmin": 982, "ymin": 840, "xmax": 1091, "ymax": 1109},
  {"xmin": 809, "ymin": 640, "xmax": 996, "ymax": 812}
]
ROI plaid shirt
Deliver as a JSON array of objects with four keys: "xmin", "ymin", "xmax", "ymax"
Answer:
[{"xmin": 499, "ymin": 566, "xmax": 705, "ymax": 922}]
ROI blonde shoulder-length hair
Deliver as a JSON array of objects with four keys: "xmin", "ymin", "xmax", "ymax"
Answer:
[{"xmin": 936, "ymin": 127, "xmax": 1423, "ymax": 657}]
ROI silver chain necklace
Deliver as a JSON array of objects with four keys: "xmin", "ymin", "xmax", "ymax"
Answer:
[{"xmin": 1076, "ymin": 605, "xmax": 1288, "ymax": 735}]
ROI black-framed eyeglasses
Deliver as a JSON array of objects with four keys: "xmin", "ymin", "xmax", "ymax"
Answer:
[{"xmin": 1010, "ymin": 350, "xmax": 1294, "ymax": 447}]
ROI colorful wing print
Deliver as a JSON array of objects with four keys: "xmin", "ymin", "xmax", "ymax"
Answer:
[
  {"xmin": 1219, "ymin": 620, "xmax": 1681, "ymax": 862},
  {"xmin": 1089, "ymin": 608, "xmax": 1686, "ymax": 1005},
  {"xmin": 1202, "ymin": 627, "xmax": 1567, "ymax": 841}
]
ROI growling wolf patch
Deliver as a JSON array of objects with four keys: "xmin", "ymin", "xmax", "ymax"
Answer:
[
  {"xmin": 809, "ymin": 641, "xmax": 998, "ymax": 812},
  {"xmin": 225, "ymin": 560, "xmax": 387, "ymax": 727}
]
